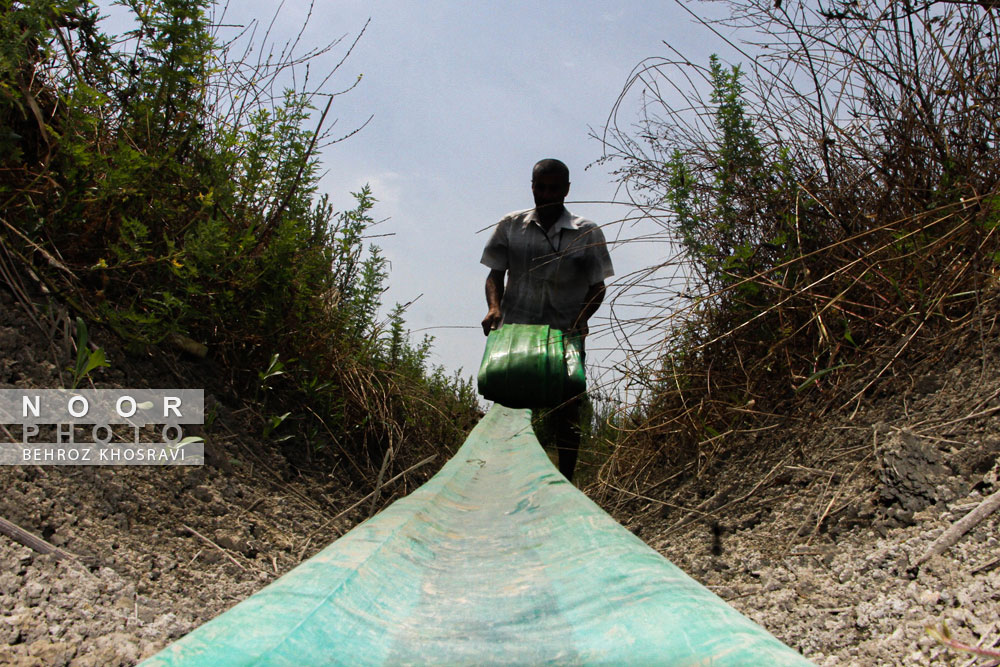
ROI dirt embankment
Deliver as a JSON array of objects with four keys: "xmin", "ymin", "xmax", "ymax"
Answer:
[
  {"xmin": 2, "ymin": 277, "xmax": 1000, "ymax": 665},
  {"xmin": 0, "ymin": 286, "xmax": 376, "ymax": 665},
  {"xmin": 614, "ymin": 335, "xmax": 1000, "ymax": 665}
]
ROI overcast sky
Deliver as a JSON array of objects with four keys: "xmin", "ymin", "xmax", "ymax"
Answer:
[{"xmin": 102, "ymin": 1, "xmax": 737, "ymax": 398}]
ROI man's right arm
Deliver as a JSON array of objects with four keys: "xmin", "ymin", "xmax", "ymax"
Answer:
[{"xmin": 482, "ymin": 269, "xmax": 505, "ymax": 335}]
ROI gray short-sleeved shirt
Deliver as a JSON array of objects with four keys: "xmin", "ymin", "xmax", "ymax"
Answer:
[{"xmin": 480, "ymin": 207, "xmax": 614, "ymax": 331}]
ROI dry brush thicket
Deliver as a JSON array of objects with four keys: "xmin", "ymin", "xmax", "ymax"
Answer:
[{"xmin": 594, "ymin": 0, "xmax": 1000, "ymax": 491}]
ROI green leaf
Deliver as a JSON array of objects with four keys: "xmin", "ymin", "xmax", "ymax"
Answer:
[
  {"xmin": 795, "ymin": 364, "xmax": 854, "ymax": 393},
  {"xmin": 81, "ymin": 348, "xmax": 110, "ymax": 377}
]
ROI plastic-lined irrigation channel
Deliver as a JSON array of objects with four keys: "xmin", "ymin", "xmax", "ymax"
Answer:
[{"xmin": 141, "ymin": 405, "xmax": 812, "ymax": 666}]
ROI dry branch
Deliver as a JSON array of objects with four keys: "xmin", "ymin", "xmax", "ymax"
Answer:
[
  {"xmin": 182, "ymin": 524, "xmax": 248, "ymax": 572},
  {"xmin": 0, "ymin": 515, "xmax": 77, "ymax": 562},
  {"xmin": 914, "ymin": 488, "xmax": 1000, "ymax": 568}
]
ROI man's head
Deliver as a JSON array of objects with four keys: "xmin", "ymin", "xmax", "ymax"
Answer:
[{"xmin": 532, "ymin": 159, "xmax": 570, "ymax": 214}]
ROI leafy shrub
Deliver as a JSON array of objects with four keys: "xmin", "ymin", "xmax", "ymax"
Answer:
[{"xmin": 0, "ymin": 0, "xmax": 480, "ymax": 481}]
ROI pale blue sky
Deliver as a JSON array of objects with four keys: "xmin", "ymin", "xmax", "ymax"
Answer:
[{"xmin": 100, "ymin": 1, "xmax": 736, "ymax": 394}]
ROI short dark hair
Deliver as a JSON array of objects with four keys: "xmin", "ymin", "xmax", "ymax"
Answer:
[{"xmin": 532, "ymin": 159, "xmax": 570, "ymax": 183}]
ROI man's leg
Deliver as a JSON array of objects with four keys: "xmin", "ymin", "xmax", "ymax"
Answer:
[
  {"xmin": 555, "ymin": 337, "xmax": 586, "ymax": 482},
  {"xmin": 551, "ymin": 394, "xmax": 582, "ymax": 482}
]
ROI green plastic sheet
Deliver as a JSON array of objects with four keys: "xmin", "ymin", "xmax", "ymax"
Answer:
[
  {"xmin": 142, "ymin": 405, "xmax": 811, "ymax": 666},
  {"xmin": 477, "ymin": 324, "xmax": 585, "ymax": 408}
]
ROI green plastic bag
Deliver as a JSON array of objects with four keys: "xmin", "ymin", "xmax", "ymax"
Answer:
[{"xmin": 477, "ymin": 324, "xmax": 585, "ymax": 408}]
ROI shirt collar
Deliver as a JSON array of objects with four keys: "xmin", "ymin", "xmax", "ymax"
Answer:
[{"xmin": 525, "ymin": 207, "xmax": 581, "ymax": 234}]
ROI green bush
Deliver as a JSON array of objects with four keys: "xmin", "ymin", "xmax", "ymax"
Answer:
[{"xmin": 1, "ymin": 0, "xmax": 480, "ymax": 479}]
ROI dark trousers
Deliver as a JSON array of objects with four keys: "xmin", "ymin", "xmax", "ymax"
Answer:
[
  {"xmin": 536, "ymin": 341, "xmax": 585, "ymax": 482},
  {"xmin": 549, "ymin": 393, "xmax": 583, "ymax": 481}
]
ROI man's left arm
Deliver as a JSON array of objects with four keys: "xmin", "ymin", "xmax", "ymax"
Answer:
[
  {"xmin": 570, "ymin": 223, "xmax": 614, "ymax": 339},
  {"xmin": 570, "ymin": 281, "xmax": 606, "ymax": 339}
]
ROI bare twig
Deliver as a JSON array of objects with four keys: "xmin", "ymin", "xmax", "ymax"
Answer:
[
  {"xmin": 927, "ymin": 623, "xmax": 1000, "ymax": 660},
  {"xmin": 914, "ymin": 488, "xmax": 1000, "ymax": 568},
  {"xmin": 302, "ymin": 454, "xmax": 437, "ymax": 547},
  {"xmin": 0, "ymin": 516, "xmax": 77, "ymax": 562},
  {"xmin": 182, "ymin": 524, "xmax": 248, "ymax": 572},
  {"xmin": 971, "ymin": 555, "xmax": 1000, "ymax": 576}
]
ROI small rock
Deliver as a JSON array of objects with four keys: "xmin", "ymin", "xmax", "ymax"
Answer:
[
  {"xmin": 27, "ymin": 640, "xmax": 76, "ymax": 666},
  {"xmin": 0, "ymin": 617, "xmax": 20, "ymax": 644},
  {"xmin": 0, "ymin": 572, "xmax": 18, "ymax": 596},
  {"xmin": 23, "ymin": 581, "xmax": 47, "ymax": 603},
  {"xmin": 764, "ymin": 578, "xmax": 785, "ymax": 592},
  {"xmin": 207, "ymin": 502, "xmax": 229, "ymax": 517},
  {"xmin": 137, "ymin": 604, "xmax": 159, "ymax": 624}
]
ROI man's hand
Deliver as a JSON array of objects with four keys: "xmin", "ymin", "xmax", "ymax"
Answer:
[
  {"xmin": 483, "ymin": 269, "xmax": 505, "ymax": 336},
  {"xmin": 482, "ymin": 308, "xmax": 502, "ymax": 336}
]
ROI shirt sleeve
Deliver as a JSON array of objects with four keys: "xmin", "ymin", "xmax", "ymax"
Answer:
[
  {"xmin": 584, "ymin": 225, "xmax": 614, "ymax": 285},
  {"xmin": 480, "ymin": 217, "xmax": 509, "ymax": 271}
]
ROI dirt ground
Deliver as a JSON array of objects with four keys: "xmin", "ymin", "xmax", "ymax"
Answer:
[
  {"xmin": 1, "ymin": 279, "xmax": 999, "ymax": 665},
  {"xmin": 611, "ymin": 340, "xmax": 1000, "ymax": 665}
]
